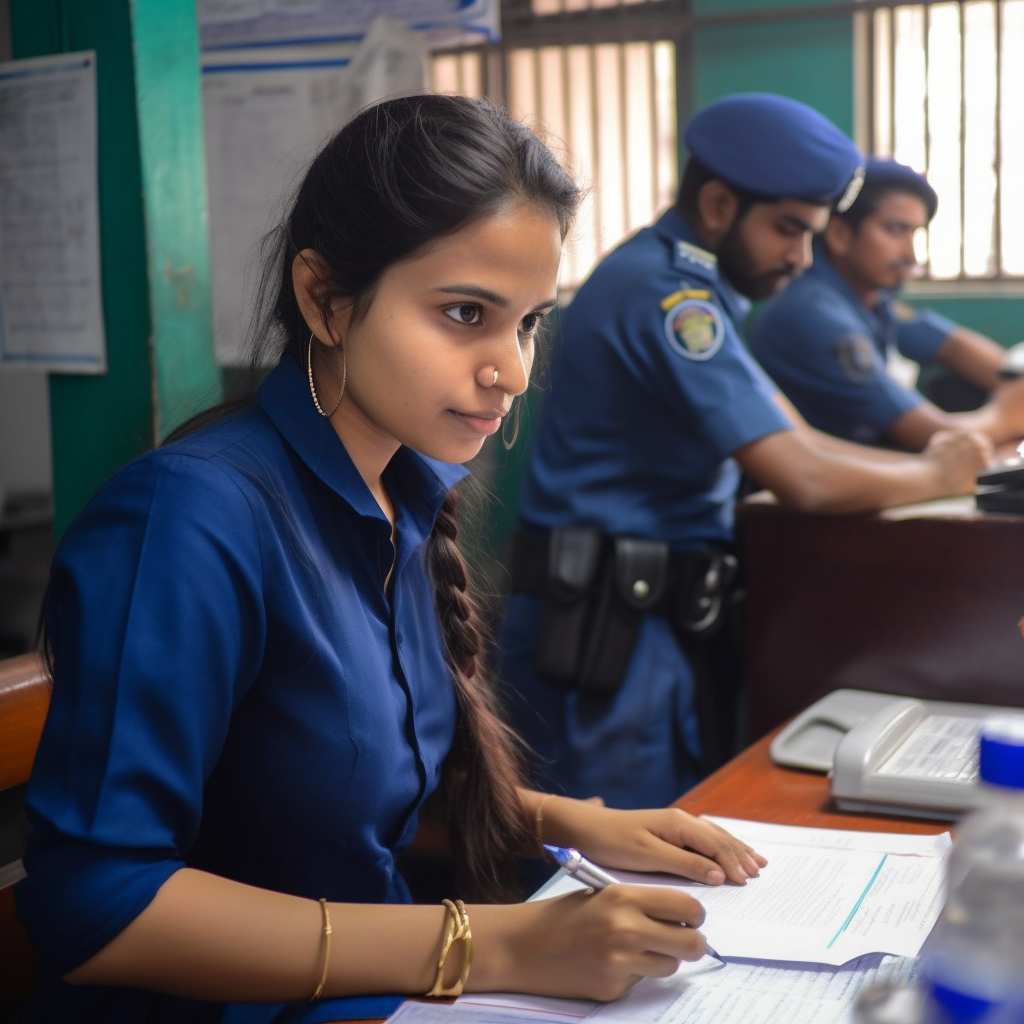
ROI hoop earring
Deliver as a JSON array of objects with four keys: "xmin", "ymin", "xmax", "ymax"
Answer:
[
  {"xmin": 307, "ymin": 333, "xmax": 345, "ymax": 418},
  {"xmin": 502, "ymin": 398, "xmax": 522, "ymax": 451}
]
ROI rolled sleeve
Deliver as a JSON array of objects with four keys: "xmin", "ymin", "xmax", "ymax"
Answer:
[{"xmin": 19, "ymin": 454, "xmax": 266, "ymax": 976}]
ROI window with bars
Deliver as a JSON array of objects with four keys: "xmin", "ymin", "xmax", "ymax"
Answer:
[
  {"xmin": 863, "ymin": 0, "xmax": 1024, "ymax": 281},
  {"xmin": 431, "ymin": 0, "xmax": 682, "ymax": 295}
]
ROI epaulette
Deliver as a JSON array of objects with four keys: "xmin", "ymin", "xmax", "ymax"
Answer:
[
  {"xmin": 675, "ymin": 240, "xmax": 717, "ymax": 272},
  {"xmin": 890, "ymin": 299, "xmax": 919, "ymax": 323}
]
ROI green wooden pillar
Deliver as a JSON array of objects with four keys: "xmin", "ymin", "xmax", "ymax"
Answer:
[{"xmin": 10, "ymin": 0, "xmax": 217, "ymax": 541}]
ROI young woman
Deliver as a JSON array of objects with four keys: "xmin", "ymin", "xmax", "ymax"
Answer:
[{"xmin": 13, "ymin": 94, "xmax": 765, "ymax": 1024}]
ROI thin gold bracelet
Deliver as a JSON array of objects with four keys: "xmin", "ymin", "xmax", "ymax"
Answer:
[
  {"xmin": 425, "ymin": 898, "xmax": 473, "ymax": 998},
  {"xmin": 535, "ymin": 794, "xmax": 556, "ymax": 855},
  {"xmin": 310, "ymin": 898, "xmax": 332, "ymax": 1002}
]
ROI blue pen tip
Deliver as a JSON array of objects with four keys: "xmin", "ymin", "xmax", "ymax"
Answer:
[{"xmin": 543, "ymin": 844, "xmax": 569, "ymax": 865}]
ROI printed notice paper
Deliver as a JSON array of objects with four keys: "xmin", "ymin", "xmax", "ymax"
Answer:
[{"xmin": 0, "ymin": 51, "xmax": 105, "ymax": 372}]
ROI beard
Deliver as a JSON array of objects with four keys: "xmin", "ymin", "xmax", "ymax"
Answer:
[{"xmin": 717, "ymin": 221, "xmax": 800, "ymax": 301}]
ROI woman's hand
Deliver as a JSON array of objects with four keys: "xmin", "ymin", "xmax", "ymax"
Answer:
[
  {"xmin": 526, "ymin": 791, "xmax": 767, "ymax": 886},
  {"xmin": 469, "ymin": 884, "xmax": 708, "ymax": 1001}
]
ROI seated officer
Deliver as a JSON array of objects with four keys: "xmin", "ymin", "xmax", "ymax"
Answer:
[
  {"xmin": 497, "ymin": 95, "xmax": 992, "ymax": 812},
  {"xmin": 749, "ymin": 157, "xmax": 1024, "ymax": 450}
]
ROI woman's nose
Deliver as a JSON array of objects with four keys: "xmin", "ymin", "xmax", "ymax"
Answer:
[{"xmin": 484, "ymin": 337, "xmax": 530, "ymax": 396}]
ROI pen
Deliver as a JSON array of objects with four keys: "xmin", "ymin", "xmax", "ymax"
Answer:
[{"xmin": 543, "ymin": 844, "xmax": 727, "ymax": 965}]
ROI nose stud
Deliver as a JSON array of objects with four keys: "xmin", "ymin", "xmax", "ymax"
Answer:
[{"xmin": 491, "ymin": 368, "xmax": 499, "ymax": 386}]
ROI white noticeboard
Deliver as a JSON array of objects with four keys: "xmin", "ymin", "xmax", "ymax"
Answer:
[
  {"xmin": 0, "ymin": 51, "xmax": 106, "ymax": 373},
  {"xmin": 201, "ymin": 13, "xmax": 431, "ymax": 366},
  {"xmin": 197, "ymin": 0, "xmax": 499, "ymax": 51}
]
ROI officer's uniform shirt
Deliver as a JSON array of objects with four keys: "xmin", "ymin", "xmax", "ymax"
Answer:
[
  {"xmin": 520, "ymin": 208, "xmax": 790, "ymax": 546},
  {"xmin": 499, "ymin": 209, "xmax": 791, "ymax": 811},
  {"xmin": 15, "ymin": 358, "xmax": 461, "ymax": 1024},
  {"xmin": 749, "ymin": 245, "xmax": 956, "ymax": 445}
]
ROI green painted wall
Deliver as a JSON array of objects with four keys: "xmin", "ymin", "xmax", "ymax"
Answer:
[
  {"xmin": 690, "ymin": 0, "xmax": 854, "ymax": 134},
  {"xmin": 10, "ymin": 0, "xmax": 217, "ymax": 542}
]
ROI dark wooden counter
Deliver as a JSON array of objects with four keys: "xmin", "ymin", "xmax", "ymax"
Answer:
[{"xmin": 740, "ymin": 494, "xmax": 1024, "ymax": 741}]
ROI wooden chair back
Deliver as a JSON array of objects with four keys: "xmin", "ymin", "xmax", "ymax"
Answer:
[{"xmin": 0, "ymin": 652, "xmax": 51, "ymax": 1018}]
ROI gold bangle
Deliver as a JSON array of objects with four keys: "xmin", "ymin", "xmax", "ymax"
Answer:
[
  {"xmin": 425, "ymin": 899, "xmax": 473, "ymax": 998},
  {"xmin": 310, "ymin": 898, "xmax": 332, "ymax": 1002},
  {"xmin": 535, "ymin": 794, "xmax": 556, "ymax": 855}
]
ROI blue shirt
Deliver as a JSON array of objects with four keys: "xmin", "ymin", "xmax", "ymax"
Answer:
[
  {"xmin": 499, "ymin": 210, "xmax": 790, "ymax": 811},
  {"xmin": 519, "ymin": 209, "xmax": 789, "ymax": 548},
  {"xmin": 14, "ymin": 358, "xmax": 464, "ymax": 1024},
  {"xmin": 749, "ymin": 244, "xmax": 957, "ymax": 444}
]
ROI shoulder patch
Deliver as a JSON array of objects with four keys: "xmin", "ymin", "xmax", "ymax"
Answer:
[
  {"xmin": 676, "ymin": 240, "xmax": 717, "ymax": 271},
  {"xmin": 833, "ymin": 334, "xmax": 877, "ymax": 382},
  {"xmin": 660, "ymin": 287, "xmax": 712, "ymax": 311},
  {"xmin": 665, "ymin": 298, "xmax": 724, "ymax": 361},
  {"xmin": 890, "ymin": 300, "xmax": 919, "ymax": 323}
]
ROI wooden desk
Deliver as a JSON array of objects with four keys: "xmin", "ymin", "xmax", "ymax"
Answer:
[
  {"xmin": 740, "ymin": 494, "xmax": 1024, "ymax": 742},
  {"xmin": 328, "ymin": 728, "xmax": 949, "ymax": 1023}
]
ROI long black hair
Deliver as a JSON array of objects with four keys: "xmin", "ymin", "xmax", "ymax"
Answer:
[{"xmin": 182, "ymin": 94, "xmax": 581, "ymax": 898}]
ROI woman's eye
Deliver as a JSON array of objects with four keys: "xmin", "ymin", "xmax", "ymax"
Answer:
[
  {"xmin": 444, "ymin": 304, "xmax": 482, "ymax": 325},
  {"xmin": 519, "ymin": 313, "xmax": 544, "ymax": 336}
]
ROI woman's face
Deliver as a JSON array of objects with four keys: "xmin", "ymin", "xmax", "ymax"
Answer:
[{"xmin": 332, "ymin": 201, "xmax": 563, "ymax": 468}]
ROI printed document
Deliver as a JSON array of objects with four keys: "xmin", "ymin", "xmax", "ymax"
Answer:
[
  {"xmin": 384, "ymin": 819, "xmax": 948, "ymax": 1024},
  {"xmin": 387, "ymin": 954, "xmax": 918, "ymax": 1024}
]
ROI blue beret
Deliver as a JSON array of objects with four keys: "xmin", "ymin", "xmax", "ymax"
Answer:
[
  {"xmin": 684, "ymin": 93, "xmax": 864, "ymax": 210},
  {"xmin": 857, "ymin": 157, "xmax": 939, "ymax": 220}
]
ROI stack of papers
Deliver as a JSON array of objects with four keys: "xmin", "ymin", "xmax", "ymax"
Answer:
[{"xmin": 386, "ymin": 818, "xmax": 950, "ymax": 1024}]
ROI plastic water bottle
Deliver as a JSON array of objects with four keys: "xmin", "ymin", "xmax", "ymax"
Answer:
[{"xmin": 919, "ymin": 715, "xmax": 1024, "ymax": 1024}]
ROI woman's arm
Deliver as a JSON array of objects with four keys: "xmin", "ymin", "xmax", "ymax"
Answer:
[
  {"xmin": 67, "ymin": 864, "xmax": 709, "ymax": 1004},
  {"xmin": 522, "ymin": 790, "xmax": 767, "ymax": 886}
]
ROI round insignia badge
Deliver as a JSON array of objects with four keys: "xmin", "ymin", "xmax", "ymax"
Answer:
[
  {"xmin": 665, "ymin": 299, "xmax": 724, "ymax": 361},
  {"xmin": 834, "ymin": 334, "xmax": 877, "ymax": 382}
]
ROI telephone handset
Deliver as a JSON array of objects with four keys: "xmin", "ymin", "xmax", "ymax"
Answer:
[
  {"xmin": 976, "ymin": 457, "xmax": 1024, "ymax": 513},
  {"xmin": 771, "ymin": 689, "xmax": 1023, "ymax": 819}
]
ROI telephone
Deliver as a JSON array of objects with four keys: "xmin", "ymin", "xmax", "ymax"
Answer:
[
  {"xmin": 976, "ymin": 456, "xmax": 1024, "ymax": 513},
  {"xmin": 770, "ymin": 689, "xmax": 1024, "ymax": 819}
]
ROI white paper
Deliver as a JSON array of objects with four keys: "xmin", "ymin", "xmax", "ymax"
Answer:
[
  {"xmin": 543, "ymin": 818, "xmax": 948, "ymax": 966},
  {"xmin": 386, "ymin": 820, "xmax": 943, "ymax": 1024},
  {"xmin": 393, "ymin": 956, "xmax": 918, "ymax": 1024},
  {"xmin": 0, "ymin": 51, "xmax": 106, "ymax": 372},
  {"xmin": 530, "ymin": 819, "xmax": 950, "ymax": 965},
  {"xmin": 387, "ymin": 1000, "xmax": 586, "ymax": 1023},
  {"xmin": 589, "ymin": 953, "xmax": 918, "ymax": 1024}
]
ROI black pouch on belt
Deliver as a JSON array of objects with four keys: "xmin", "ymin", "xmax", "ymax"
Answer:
[
  {"xmin": 533, "ymin": 525, "xmax": 606, "ymax": 686},
  {"xmin": 575, "ymin": 537, "xmax": 670, "ymax": 696}
]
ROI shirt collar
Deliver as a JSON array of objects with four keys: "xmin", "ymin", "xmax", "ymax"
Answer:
[
  {"xmin": 256, "ymin": 358, "xmax": 467, "ymax": 534},
  {"xmin": 807, "ymin": 240, "xmax": 881, "ymax": 319}
]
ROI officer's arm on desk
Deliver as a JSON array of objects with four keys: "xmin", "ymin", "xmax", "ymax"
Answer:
[
  {"xmin": 734, "ymin": 394, "xmax": 991, "ymax": 514},
  {"xmin": 880, "ymin": 324, "xmax": 1024, "ymax": 451},
  {"xmin": 934, "ymin": 323, "xmax": 1013, "ymax": 393},
  {"xmin": 885, "ymin": 372, "xmax": 1024, "ymax": 452}
]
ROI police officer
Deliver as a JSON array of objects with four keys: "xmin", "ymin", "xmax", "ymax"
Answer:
[
  {"xmin": 749, "ymin": 157, "xmax": 1024, "ymax": 450},
  {"xmin": 498, "ymin": 95, "xmax": 992, "ymax": 812}
]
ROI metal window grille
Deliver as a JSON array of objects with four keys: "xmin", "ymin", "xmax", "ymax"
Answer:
[
  {"xmin": 863, "ymin": 0, "xmax": 1024, "ymax": 280},
  {"xmin": 431, "ymin": 0, "xmax": 682, "ymax": 295}
]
